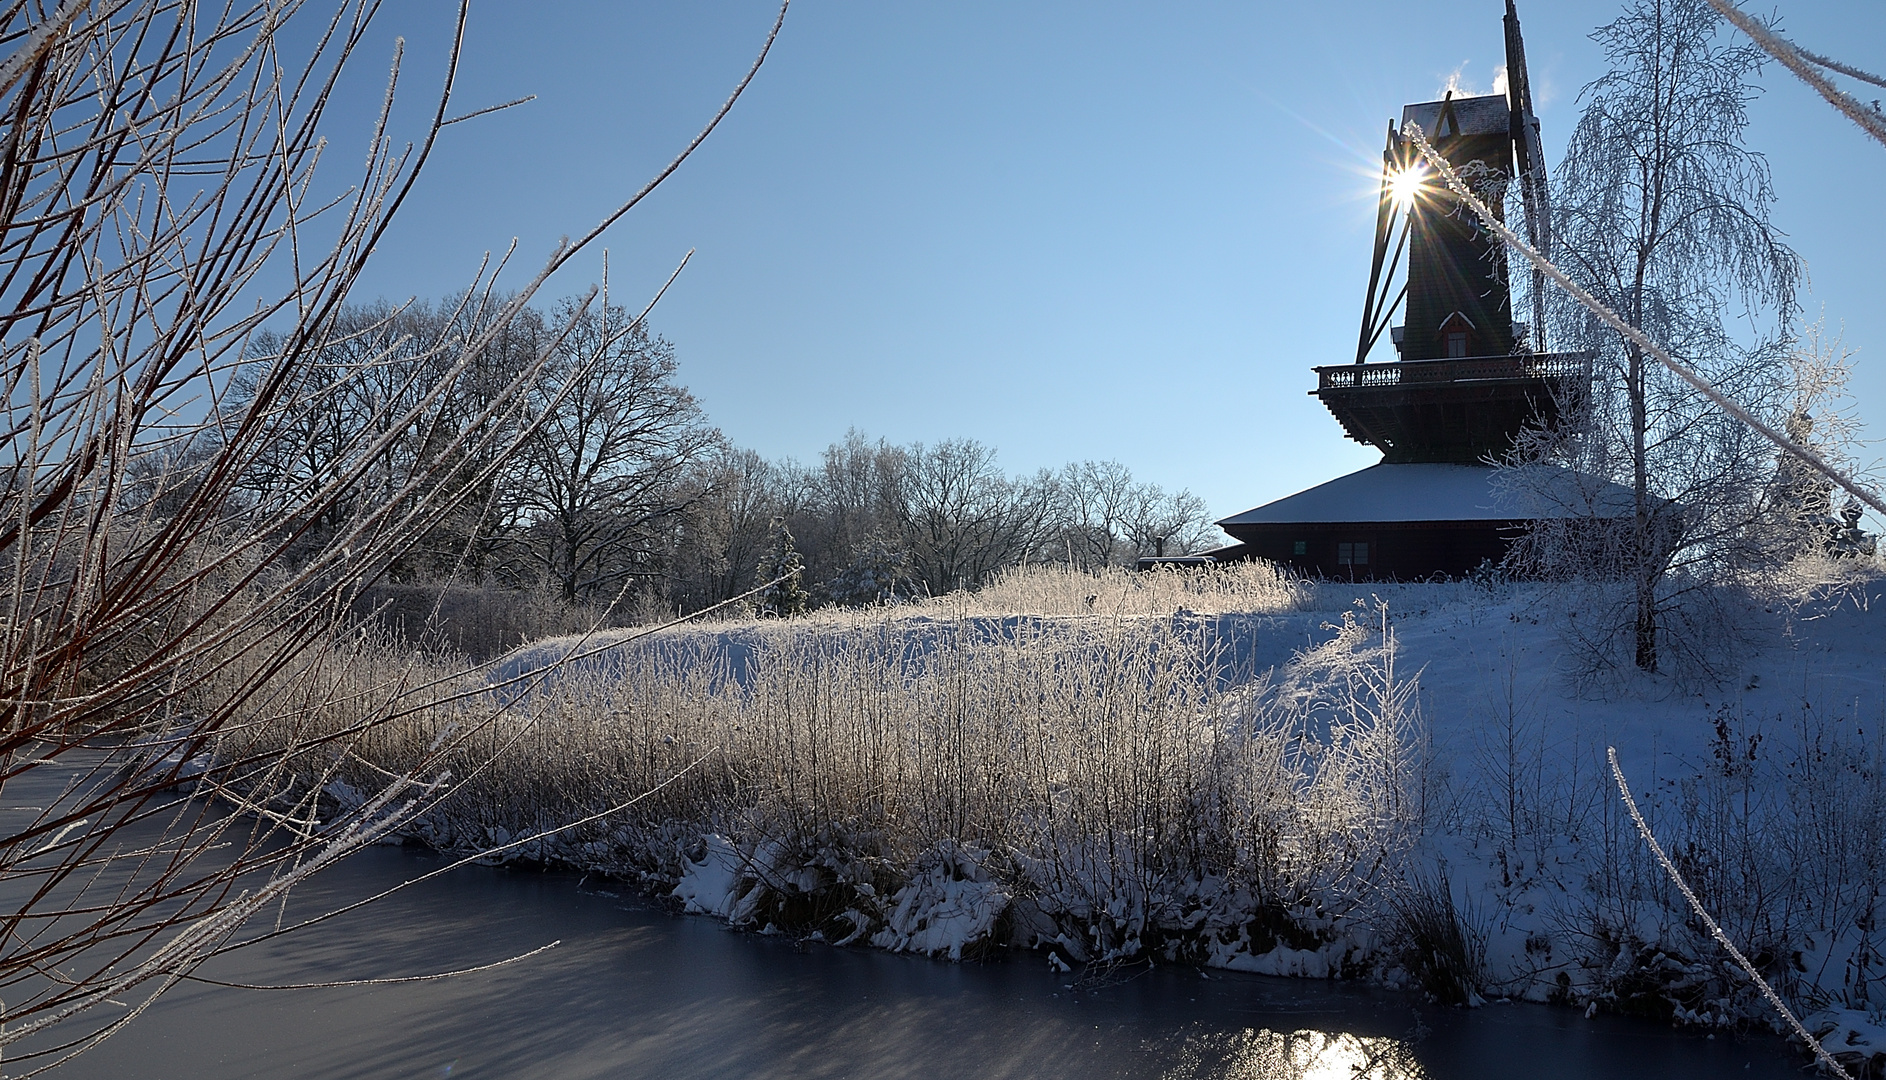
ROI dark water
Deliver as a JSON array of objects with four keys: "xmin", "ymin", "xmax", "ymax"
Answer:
[{"xmin": 32, "ymin": 843, "xmax": 1804, "ymax": 1079}]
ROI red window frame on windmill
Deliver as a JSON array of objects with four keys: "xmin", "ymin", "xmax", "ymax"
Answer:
[{"xmin": 1438, "ymin": 311, "xmax": 1476, "ymax": 358}]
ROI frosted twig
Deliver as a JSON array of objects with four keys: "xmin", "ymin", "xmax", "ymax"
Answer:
[
  {"xmin": 556, "ymin": 1, "xmax": 789, "ymax": 266},
  {"xmin": 1701, "ymin": 0, "xmax": 1886, "ymax": 149},
  {"xmin": 0, "ymin": 0, "xmax": 87, "ymax": 98},
  {"xmin": 1403, "ymin": 121, "xmax": 1886, "ymax": 522},
  {"xmin": 1796, "ymin": 48, "xmax": 1886, "ymax": 92},
  {"xmin": 441, "ymin": 94, "xmax": 537, "ymax": 127},
  {"xmin": 0, "ymin": 0, "xmax": 792, "ymax": 1061},
  {"xmin": 1607, "ymin": 747, "xmax": 1844, "ymax": 1075}
]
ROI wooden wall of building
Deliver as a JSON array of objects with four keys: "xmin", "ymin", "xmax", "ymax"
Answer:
[{"xmin": 1222, "ymin": 520, "xmax": 1518, "ymax": 580}]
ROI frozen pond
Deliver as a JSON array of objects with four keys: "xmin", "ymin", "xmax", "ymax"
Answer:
[{"xmin": 41, "ymin": 844, "xmax": 1806, "ymax": 1079}]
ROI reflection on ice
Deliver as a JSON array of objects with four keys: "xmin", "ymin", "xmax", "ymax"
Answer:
[{"xmin": 1165, "ymin": 1028, "xmax": 1425, "ymax": 1080}]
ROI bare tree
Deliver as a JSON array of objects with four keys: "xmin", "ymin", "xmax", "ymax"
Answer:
[
  {"xmin": 396, "ymin": 294, "xmax": 560, "ymax": 580},
  {"xmin": 225, "ymin": 296, "xmax": 543, "ymax": 577},
  {"xmin": 504, "ymin": 299, "xmax": 720, "ymax": 604},
  {"xmin": 1057, "ymin": 460, "xmax": 1139, "ymax": 570},
  {"xmin": 1058, "ymin": 460, "xmax": 1214, "ymax": 567},
  {"xmin": 898, "ymin": 440, "xmax": 1057, "ymax": 595},
  {"xmin": 1125, "ymin": 486, "xmax": 1214, "ymax": 561},
  {"xmin": 656, "ymin": 434, "xmax": 1218, "ymax": 608},
  {"xmin": 666, "ymin": 446, "xmax": 797, "ymax": 610}
]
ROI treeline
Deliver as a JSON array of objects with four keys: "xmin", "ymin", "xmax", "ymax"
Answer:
[{"xmin": 220, "ymin": 294, "xmax": 1219, "ymax": 619}]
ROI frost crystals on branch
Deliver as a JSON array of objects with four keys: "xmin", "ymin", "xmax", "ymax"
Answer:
[
  {"xmin": 1702, "ymin": 0, "xmax": 1886, "ymax": 149},
  {"xmin": 1609, "ymin": 747, "xmax": 1847, "ymax": 1076}
]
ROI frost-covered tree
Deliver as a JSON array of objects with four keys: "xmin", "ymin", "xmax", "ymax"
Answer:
[
  {"xmin": 1757, "ymin": 323, "xmax": 1878, "ymax": 557},
  {"xmin": 898, "ymin": 439, "xmax": 1058, "ymax": 595},
  {"xmin": 815, "ymin": 429, "xmax": 911, "ymax": 564},
  {"xmin": 826, "ymin": 531, "xmax": 912, "ymax": 605},
  {"xmin": 1525, "ymin": 0, "xmax": 1800, "ymax": 672}
]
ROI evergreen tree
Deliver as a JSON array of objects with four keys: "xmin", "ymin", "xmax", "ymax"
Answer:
[
  {"xmin": 760, "ymin": 518, "xmax": 810, "ymax": 617},
  {"xmin": 828, "ymin": 531, "xmax": 911, "ymax": 606}
]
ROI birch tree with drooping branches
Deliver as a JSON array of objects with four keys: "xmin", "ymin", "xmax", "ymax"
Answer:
[{"xmin": 1527, "ymin": 0, "xmax": 1800, "ymax": 673}]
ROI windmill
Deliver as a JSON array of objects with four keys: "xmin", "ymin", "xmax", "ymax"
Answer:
[
  {"xmin": 1358, "ymin": 1, "xmax": 1552, "ymax": 366},
  {"xmin": 1202, "ymin": 2, "xmax": 1632, "ymax": 581}
]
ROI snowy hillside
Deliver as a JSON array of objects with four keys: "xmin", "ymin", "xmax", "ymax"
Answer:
[{"xmin": 301, "ymin": 563, "xmax": 1886, "ymax": 1072}]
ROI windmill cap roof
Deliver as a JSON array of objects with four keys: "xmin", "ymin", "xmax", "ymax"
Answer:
[{"xmin": 1401, "ymin": 94, "xmax": 1511, "ymax": 138}]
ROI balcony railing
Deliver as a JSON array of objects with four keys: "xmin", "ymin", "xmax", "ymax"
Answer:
[{"xmin": 1313, "ymin": 352, "xmax": 1591, "ymax": 392}]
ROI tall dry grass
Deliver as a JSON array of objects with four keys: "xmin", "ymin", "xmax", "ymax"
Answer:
[
  {"xmin": 942, "ymin": 560, "xmax": 1309, "ymax": 619},
  {"xmin": 214, "ymin": 568, "xmax": 1420, "ymax": 966}
]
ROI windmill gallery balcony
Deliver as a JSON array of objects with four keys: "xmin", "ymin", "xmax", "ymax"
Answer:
[{"xmin": 1310, "ymin": 351, "xmax": 1591, "ymax": 464}]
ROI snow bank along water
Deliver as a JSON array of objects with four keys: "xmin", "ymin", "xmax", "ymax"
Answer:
[{"xmin": 246, "ymin": 563, "xmax": 1886, "ymax": 1074}]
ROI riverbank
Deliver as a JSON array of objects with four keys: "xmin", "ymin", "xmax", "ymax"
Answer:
[{"xmin": 230, "ymin": 561, "xmax": 1886, "ymax": 1073}]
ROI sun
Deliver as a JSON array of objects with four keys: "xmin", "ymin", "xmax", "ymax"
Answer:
[{"xmin": 1387, "ymin": 164, "xmax": 1428, "ymax": 209}]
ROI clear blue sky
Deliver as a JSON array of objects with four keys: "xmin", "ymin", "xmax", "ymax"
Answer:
[{"xmin": 333, "ymin": 1, "xmax": 1886, "ymax": 527}]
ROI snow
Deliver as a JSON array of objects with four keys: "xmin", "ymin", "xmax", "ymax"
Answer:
[
  {"xmin": 673, "ymin": 834, "xmax": 746, "ymax": 918},
  {"xmin": 1382, "ymin": 573, "xmax": 1886, "ymax": 789},
  {"xmin": 869, "ymin": 847, "xmax": 1007, "ymax": 962},
  {"xmin": 1216, "ymin": 462, "xmax": 1635, "ymax": 526},
  {"xmin": 1402, "ymin": 93, "xmax": 1512, "ymax": 137},
  {"xmin": 1343, "ymin": 569, "xmax": 1886, "ymax": 1072},
  {"xmin": 1808, "ymin": 1008, "xmax": 1886, "ymax": 1072},
  {"xmin": 1215, "ymin": 941, "xmax": 1350, "ymax": 979}
]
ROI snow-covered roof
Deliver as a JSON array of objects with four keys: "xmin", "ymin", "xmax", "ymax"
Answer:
[{"xmin": 1217, "ymin": 463, "xmax": 1635, "ymax": 527}]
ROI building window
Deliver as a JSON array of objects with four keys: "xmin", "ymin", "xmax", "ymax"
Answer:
[
  {"xmin": 1292, "ymin": 540, "xmax": 1307, "ymax": 556},
  {"xmin": 1438, "ymin": 311, "xmax": 1475, "ymax": 358},
  {"xmin": 1338, "ymin": 542, "xmax": 1369, "ymax": 566}
]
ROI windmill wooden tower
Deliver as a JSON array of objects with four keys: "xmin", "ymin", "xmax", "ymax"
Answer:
[{"xmin": 1208, "ymin": 2, "xmax": 1630, "ymax": 579}]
